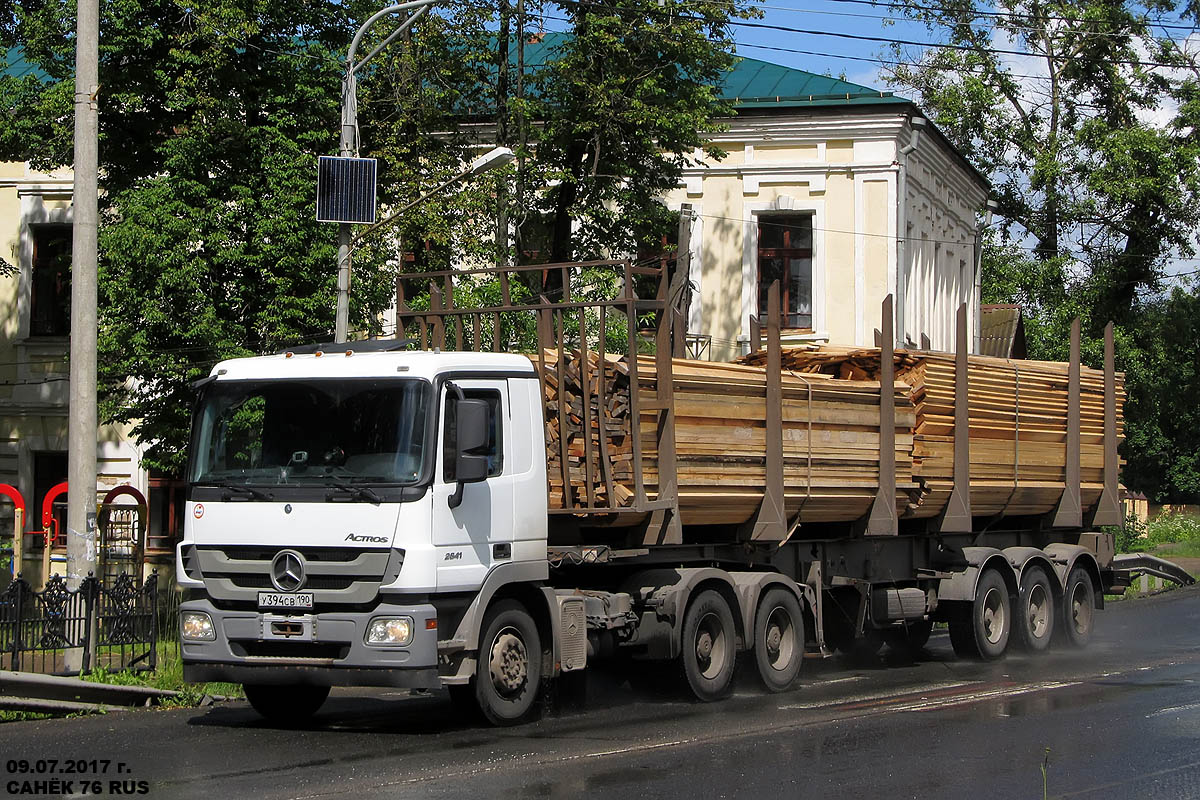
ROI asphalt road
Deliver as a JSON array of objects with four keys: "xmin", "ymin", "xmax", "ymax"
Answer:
[{"xmin": 4, "ymin": 586, "xmax": 1200, "ymax": 800}]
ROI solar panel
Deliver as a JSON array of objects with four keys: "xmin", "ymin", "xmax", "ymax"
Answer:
[{"xmin": 316, "ymin": 156, "xmax": 378, "ymax": 224}]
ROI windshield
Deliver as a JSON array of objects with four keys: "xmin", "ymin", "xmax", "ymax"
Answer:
[{"xmin": 189, "ymin": 378, "xmax": 430, "ymax": 487}]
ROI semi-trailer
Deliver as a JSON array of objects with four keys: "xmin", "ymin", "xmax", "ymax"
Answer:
[{"xmin": 177, "ymin": 259, "xmax": 1189, "ymax": 725}]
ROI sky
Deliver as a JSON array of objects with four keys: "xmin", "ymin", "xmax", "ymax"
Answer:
[{"xmin": 721, "ymin": 0, "xmax": 928, "ymax": 92}]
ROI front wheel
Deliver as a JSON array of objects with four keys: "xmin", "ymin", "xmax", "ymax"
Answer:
[
  {"xmin": 753, "ymin": 588, "xmax": 805, "ymax": 692},
  {"xmin": 472, "ymin": 599, "xmax": 543, "ymax": 726},
  {"xmin": 244, "ymin": 684, "xmax": 330, "ymax": 725},
  {"xmin": 681, "ymin": 590, "xmax": 737, "ymax": 702}
]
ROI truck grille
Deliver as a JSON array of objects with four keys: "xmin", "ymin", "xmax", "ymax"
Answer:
[{"xmin": 194, "ymin": 545, "xmax": 399, "ymax": 605}]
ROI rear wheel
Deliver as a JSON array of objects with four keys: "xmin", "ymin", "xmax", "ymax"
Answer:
[
  {"xmin": 681, "ymin": 590, "xmax": 737, "ymax": 702},
  {"xmin": 1015, "ymin": 566, "xmax": 1055, "ymax": 652},
  {"xmin": 1059, "ymin": 566, "xmax": 1096, "ymax": 648},
  {"xmin": 472, "ymin": 600, "xmax": 543, "ymax": 726},
  {"xmin": 244, "ymin": 684, "xmax": 330, "ymax": 725},
  {"xmin": 753, "ymin": 588, "xmax": 805, "ymax": 692},
  {"xmin": 949, "ymin": 569, "xmax": 1011, "ymax": 660}
]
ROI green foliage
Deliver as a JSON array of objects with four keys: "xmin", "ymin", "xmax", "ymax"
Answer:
[
  {"xmin": 1112, "ymin": 513, "xmax": 1147, "ymax": 554},
  {"xmin": 885, "ymin": 0, "xmax": 1200, "ymax": 502},
  {"xmin": 0, "ymin": 0, "xmax": 408, "ymax": 473},
  {"xmin": 2, "ymin": 0, "xmax": 751, "ymax": 472},
  {"xmin": 1112, "ymin": 510, "xmax": 1200, "ymax": 554}
]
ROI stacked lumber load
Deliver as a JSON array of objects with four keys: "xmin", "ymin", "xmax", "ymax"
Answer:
[
  {"xmin": 739, "ymin": 346, "xmax": 1124, "ymax": 519},
  {"xmin": 539, "ymin": 349, "xmax": 916, "ymax": 526}
]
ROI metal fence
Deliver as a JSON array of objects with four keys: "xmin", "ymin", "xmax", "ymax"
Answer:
[{"xmin": 0, "ymin": 572, "xmax": 158, "ymax": 676}]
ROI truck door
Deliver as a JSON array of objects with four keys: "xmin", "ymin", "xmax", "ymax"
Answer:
[{"xmin": 432, "ymin": 378, "xmax": 515, "ymax": 590}]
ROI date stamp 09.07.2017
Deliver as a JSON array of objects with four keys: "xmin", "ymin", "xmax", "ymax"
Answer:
[{"xmin": 5, "ymin": 759, "xmax": 149, "ymax": 796}]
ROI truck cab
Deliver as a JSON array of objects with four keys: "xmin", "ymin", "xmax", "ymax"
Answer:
[{"xmin": 177, "ymin": 347, "xmax": 549, "ymax": 719}]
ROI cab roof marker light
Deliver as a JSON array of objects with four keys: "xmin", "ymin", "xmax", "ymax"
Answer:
[
  {"xmin": 397, "ymin": 365, "xmax": 410, "ymax": 372},
  {"xmin": 217, "ymin": 368, "xmax": 227, "ymax": 375}
]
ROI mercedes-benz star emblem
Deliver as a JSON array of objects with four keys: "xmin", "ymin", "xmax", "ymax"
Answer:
[{"xmin": 270, "ymin": 550, "xmax": 306, "ymax": 592}]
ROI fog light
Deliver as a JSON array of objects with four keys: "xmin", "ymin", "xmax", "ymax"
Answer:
[
  {"xmin": 366, "ymin": 616, "xmax": 413, "ymax": 646},
  {"xmin": 181, "ymin": 611, "xmax": 216, "ymax": 641}
]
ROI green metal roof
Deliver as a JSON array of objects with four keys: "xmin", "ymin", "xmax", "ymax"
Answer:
[
  {"xmin": 720, "ymin": 55, "xmax": 909, "ymax": 109},
  {"xmin": 2, "ymin": 48, "xmax": 48, "ymax": 80},
  {"xmin": 510, "ymin": 33, "xmax": 906, "ymax": 109}
]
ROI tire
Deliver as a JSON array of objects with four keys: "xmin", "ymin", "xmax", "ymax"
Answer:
[
  {"xmin": 472, "ymin": 599, "xmax": 543, "ymax": 726},
  {"xmin": 753, "ymin": 588, "xmax": 805, "ymax": 692},
  {"xmin": 948, "ymin": 569, "xmax": 1012, "ymax": 660},
  {"xmin": 1015, "ymin": 566, "xmax": 1055, "ymax": 653},
  {"xmin": 884, "ymin": 618, "xmax": 933, "ymax": 656},
  {"xmin": 243, "ymin": 684, "xmax": 330, "ymax": 725},
  {"xmin": 1059, "ymin": 566, "xmax": 1096, "ymax": 648},
  {"xmin": 681, "ymin": 590, "xmax": 737, "ymax": 702}
]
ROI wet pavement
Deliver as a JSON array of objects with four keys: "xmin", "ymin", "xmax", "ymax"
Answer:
[{"xmin": 3, "ymin": 585, "xmax": 1200, "ymax": 799}]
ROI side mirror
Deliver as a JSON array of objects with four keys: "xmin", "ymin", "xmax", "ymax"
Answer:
[{"xmin": 449, "ymin": 398, "xmax": 489, "ymax": 508}]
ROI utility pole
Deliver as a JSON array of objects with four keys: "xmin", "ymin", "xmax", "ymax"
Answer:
[
  {"xmin": 334, "ymin": 0, "xmax": 437, "ymax": 343},
  {"xmin": 334, "ymin": 71, "xmax": 357, "ymax": 344},
  {"xmin": 68, "ymin": 0, "xmax": 99, "ymax": 669}
]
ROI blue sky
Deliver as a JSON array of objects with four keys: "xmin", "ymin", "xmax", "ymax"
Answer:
[{"xmin": 723, "ymin": 0, "xmax": 931, "ymax": 92}]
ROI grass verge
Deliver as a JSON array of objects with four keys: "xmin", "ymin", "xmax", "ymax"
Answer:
[{"xmin": 82, "ymin": 641, "xmax": 242, "ymax": 707}]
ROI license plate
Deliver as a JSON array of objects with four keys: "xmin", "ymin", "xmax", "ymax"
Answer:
[{"xmin": 258, "ymin": 591, "xmax": 314, "ymax": 609}]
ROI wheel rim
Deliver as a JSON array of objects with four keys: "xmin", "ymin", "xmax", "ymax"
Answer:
[
  {"xmin": 1070, "ymin": 581, "xmax": 1093, "ymax": 635},
  {"xmin": 763, "ymin": 605, "xmax": 796, "ymax": 672},
  {"xmin": 694, "ymin": 611, "xmax": 728, "ymax": 679},
  {"xmin": 981, "ymin": 586, "xmax": 1007, "ymax": 645},
  {"xmin": 1027, "ymin": 583, "xmax": 1050, "ymax": 639},
  {"xmin": 488, "ymin": 626, "xmax": 528, "ymax": 698}
]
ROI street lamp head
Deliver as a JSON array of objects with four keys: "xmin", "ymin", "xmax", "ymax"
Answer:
[{"xmin": 469, "ymin": 146, "xmax": 517, "ymax": 175}]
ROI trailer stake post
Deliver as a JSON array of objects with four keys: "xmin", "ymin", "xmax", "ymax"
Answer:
[
  {"xmin": 939, "ymin": 302, "xmax": 972, "ymax": 532},
  {"xmin": 1052, "ymin": 317, "xmax": 1082, "ymax": 528},
  {"xmin": 866, "ymin": 295, "xmax": 898, "ymax": 536}
]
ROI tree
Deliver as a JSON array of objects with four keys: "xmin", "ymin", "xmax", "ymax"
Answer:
[
  {"xmin": 1, "ymin": 0, "xmax": 406, "ymax": 472},
  {"xmin": 530, "ymin": 0, "xmax": 749, "ymax": 265},
  {"xmin": 883, "ymin": 0, "xmax": 1200, "ymax": 501},
  {"xmin": 3, "ymin": 0, "xmax": 753, "ymax": 473}
]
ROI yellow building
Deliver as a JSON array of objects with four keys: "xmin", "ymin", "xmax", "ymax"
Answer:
[
  {"xmin": 0, "ymin": 161, "xmax": 171, "ymax": 581},
  {"xmin": 663, "ymin": 60, "xmax": 991, "ymax": 361}
]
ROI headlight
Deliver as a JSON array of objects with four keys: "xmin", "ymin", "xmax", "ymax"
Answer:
[
  {"xmin": 366, "ymin": 616, "xmax": 413, "ymax": 646},
  {"xmin": 181, "ymin": 611, "xmax": 216, "ymax": 641}
]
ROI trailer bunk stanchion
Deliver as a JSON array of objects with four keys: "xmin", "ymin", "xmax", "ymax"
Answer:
[
  {"xmin": 1052, "ymin": 318, "xmax": 1082, "ymax": 528},
  {"xmin": 746, "ymin": 280, "xmax": 786, "ymax": 542},
  {"xmin": 866, "ymin": 294, "xmax": 898, "ymax": 536},
  {"xmin": 938, "ymin": 303, "xmax": 973, "ymax": 533},
  {"xmin": 1091, "ymin": 322, "xmax": 1122, "ymax": 526}
]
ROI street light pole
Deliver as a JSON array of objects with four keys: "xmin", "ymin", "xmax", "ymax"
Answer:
[{"xmin": 335, "ymin": 0, "xmax": 437, "ymax": 344}]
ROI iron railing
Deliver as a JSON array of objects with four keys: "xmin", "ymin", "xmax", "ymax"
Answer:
[{"xmin": 0, "ymin": 572, "xmax": 158, "ymax": 676}]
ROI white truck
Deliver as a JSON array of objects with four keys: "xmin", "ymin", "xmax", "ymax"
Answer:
[{"xmin": 177, "ymin": 260, "xmax": 1187, "ymax": 725}]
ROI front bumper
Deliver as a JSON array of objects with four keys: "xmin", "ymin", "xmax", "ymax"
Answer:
[{"xmin": 180, "ymin": 597, "xmax": 441, "ymax": 689}]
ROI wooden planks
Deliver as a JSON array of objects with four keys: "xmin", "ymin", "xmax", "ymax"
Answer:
[
  {"xmin": 541, "ymin": 349, "xmax": 916, "ymax": 526},
  {"xmin": 740, "ymin": 346, "xmax": 1126, "ymax": 520}
]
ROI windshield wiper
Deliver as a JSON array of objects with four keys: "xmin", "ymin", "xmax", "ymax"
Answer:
[
  {"xmin": 214, "ymin": 481, "xmax": 274, "ymax": 502},
  {"xmin": 326, "ymin": 478, "xmax": 383, "ymax": 505}
]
